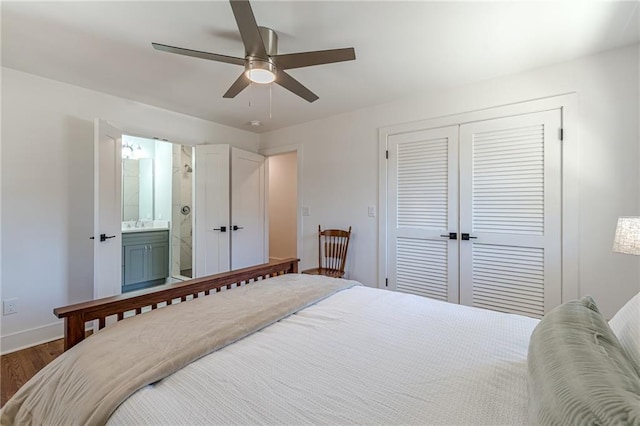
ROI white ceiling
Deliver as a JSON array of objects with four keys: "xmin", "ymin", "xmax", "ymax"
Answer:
[{"xmin": 2, "ymin": 1, "xmax": 639, "ymax": 133}]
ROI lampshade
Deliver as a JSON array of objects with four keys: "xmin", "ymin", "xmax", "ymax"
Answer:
[{"xmin": 612, "ymin": 216, "xmax": 640, "ymax": 255}]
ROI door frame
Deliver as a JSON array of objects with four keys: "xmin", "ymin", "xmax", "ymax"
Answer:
[
  {"xmin": 259, "ymin": 143, "xmax": 304, "ymax": 263},
  {"xmin": 378, "ymin": 94, "xmax": 578, "ymax": 304}
]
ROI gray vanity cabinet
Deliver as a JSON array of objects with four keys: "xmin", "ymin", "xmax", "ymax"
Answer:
[{"xmin": 122, "ymin": 230, "xmax": 169, "ymax": 292}]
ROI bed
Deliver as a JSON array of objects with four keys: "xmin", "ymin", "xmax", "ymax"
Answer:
[{"xmin": 2, "ymin": 258, "xmax": 639, "ymax": 425}]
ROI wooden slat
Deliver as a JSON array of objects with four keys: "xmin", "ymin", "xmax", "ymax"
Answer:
[
  {"xmin": 54, "ymin": 258, "xmax": 299, "ymax": 350},
  {"xmin": 64, "ymin": 316, "xmax": 85, "ymax": 351}
]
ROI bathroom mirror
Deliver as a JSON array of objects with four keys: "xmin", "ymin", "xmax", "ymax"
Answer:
[{"xmin": 122, "ymin": 158, "xmax": 154, "ymax": 221}]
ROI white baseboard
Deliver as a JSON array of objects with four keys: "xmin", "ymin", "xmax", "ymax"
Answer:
[{"xmin": 1, "ymin": 321, "xmax": 63, "ymax": 355}]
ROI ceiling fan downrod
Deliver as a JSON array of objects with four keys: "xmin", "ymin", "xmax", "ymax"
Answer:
[{"xmin": 257, "ymin": 26, "xmax": 278, "ymax": 56}]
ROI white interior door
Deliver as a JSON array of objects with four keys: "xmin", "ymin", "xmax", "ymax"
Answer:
[
  {"xmin": 193, "ymin": 144, "xmax": 230, "ymax": 277},
  {"xmin": 459, "ymin": 110, "xmax": 562, "ymax": 317},
  {"xmin": 93, "ymin": 119, "xmax": 122, "ymax": 300},
  {"xmin": 231, "ymin": 147, "xmax": 266, "ymax": 270},
  {"xmin": 387, "ymin": 126, "xmax": 459, "ymax": 302}
]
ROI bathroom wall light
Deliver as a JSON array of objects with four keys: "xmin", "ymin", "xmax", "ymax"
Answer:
[{"xmin": 122, "ymin": 142, "xmax": 134, "ymax": 159}]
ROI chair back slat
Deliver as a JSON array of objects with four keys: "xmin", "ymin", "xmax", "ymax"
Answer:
[{"xmin": 317, "ymin": 225, "xmax": 352, "ymax": 275}]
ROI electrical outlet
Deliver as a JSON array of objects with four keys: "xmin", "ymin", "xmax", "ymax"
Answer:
[
  {"xmin": 3, "ymin": 298, "xmax": 18, "ymax": 315},
  {"xmin": 302, "ymin": 206, "xmax": 311, "ymax": 216},
  {"xmin": 368, "ymin": 206, "xmax": 376, "ymax": 217}
]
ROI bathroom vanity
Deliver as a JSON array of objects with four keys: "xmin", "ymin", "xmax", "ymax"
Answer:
[{"xmin": 122, "ymin": 229, "xmax": 169, "ymax": 292}]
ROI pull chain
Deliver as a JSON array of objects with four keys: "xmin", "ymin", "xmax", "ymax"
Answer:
[{"xmin": 269, "ymin": 84, "xmax": 272, "ymax": 119}]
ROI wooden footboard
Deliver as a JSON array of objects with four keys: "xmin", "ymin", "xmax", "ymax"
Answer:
[{"xmin": 54, "ymin": 258, "xmax": 299, "ymax": 351}]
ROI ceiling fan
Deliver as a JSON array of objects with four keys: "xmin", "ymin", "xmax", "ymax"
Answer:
[{"xmin": 152, "ymin": 0, "xmax": 356, "ymax": 103}]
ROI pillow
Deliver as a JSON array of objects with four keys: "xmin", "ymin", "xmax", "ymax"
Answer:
[
  {"xmin": 609, "ymin": 292, "xmax": 640, "ymax": 376},
  {"xmin": 528, "ymin": 296, "xmax": 640, "ymax": 425}
]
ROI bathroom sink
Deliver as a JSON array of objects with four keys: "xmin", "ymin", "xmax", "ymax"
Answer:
[{"xmin": 121, "ymin": 220, "xmax": 170, "ymax": 233}]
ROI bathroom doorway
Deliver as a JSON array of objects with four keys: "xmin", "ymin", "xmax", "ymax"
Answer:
[
  {"xmin": 120, "ymin": 135, "xmax": 193, "ymax": 292},
  {"xmin": 267, "ymin": 151, "xmax": 298, "ymax": 261}
]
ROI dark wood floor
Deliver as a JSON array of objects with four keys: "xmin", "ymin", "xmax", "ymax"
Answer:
[{"xmin": 1, "ymin": 338, "xmax": 65, "ymax": 407}]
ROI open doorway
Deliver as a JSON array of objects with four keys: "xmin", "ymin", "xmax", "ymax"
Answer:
[
  {"xmin": 267, "ymin": 152, "xmax": 297, "ymax": 261},
  {"xmin": 120, "ymin": 135, "xmax": 193, "ymax": 293}
]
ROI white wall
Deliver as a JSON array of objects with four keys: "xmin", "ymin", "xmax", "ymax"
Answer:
[
  {"xmin": 268, "ymin": 152, "xmax": 297, "ymax": 259},
  {"xmin": 260, "ymin": 43, "xmax": 640, "ymax": 319},
  {"xmin": 0, "ymin": 68, "xmax": 258, "ymax": 353}
]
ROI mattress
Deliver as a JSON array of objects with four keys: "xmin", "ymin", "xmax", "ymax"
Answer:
[{"xmin": 108, "ymin": 285, "xmax": 539, "ymax": 425}]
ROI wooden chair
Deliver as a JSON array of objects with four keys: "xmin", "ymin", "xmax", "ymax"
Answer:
[{"xmin": 302, "ymin": 225, "xmax": 352, "ymax": 278}]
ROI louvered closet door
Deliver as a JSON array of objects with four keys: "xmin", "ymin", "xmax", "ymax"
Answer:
[
  {"xmin": 458, "ymin": 110, "xmax": 562, "ymax": 318},
  {"xmin": 387, "ymin": 126, "xmax": 459, "ymax": 303}
]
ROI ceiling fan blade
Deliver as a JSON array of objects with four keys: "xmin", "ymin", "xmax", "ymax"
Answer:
[
  {"xmin": 223, "ymin": 72, "xmax": 251, "ymax": 98},
  {"xmin": 276, "ymin": 70, "xmax": 319, "ymax": 103},
  {"xmin": 272, "ymin": 47, "xmax": 356, "ymax": 70},
  {"xmin": 152, "ymin": 43, "xmax": 245, "ymax": 66},
  {"xmin": 229, "ymin": 0, "xmax": 267, "ymax": 58}
]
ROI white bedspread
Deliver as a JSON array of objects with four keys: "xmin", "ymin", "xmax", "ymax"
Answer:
[{"xmin": 108, "ymin": 286, "xmax": 539, "ymax": 425}]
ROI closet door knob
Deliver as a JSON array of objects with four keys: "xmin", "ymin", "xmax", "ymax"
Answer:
[
  {"xmin": 461, "ymin": 233, "xmax": 477, "ymax": 241},
  {"xmin": 440, "ymin": 233, "xmax": 457, "ymax": 240},
  {"xmin": 213, "ymin": 226, "xmax": 227, "ymax": 232}
]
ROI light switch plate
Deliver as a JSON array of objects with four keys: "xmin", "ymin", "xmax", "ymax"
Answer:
[
  {"xmin": 368, "ymin": 206, "xmax": 376, "ymax": 217},
  {"xmin": 302, "ymin": 206, "xmax": 310, "ymax": 216}
]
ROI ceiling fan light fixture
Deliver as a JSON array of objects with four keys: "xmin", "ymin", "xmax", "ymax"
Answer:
[{"xmin": 245, "ymin": 59, "xmax": 276, "ymax": 84}]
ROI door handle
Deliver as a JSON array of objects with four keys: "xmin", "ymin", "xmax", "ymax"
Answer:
[
  {"xmin": 440, "ymin": 233, "xmax": 457, "ymax": 240},
  {"xmin": 232, "ymin": 225, "xmax": 244, "ymax": 231},
  {"xmin": 90, "ymin": 233, "xmax": 116, "ymax": 242},
  {"xmin": 213, "ymin": 226, "xmax": 227, "ymax": 232},
  {"xmin": 461, "ymin": 233, "xmax": 477, "ymax": 241}
]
